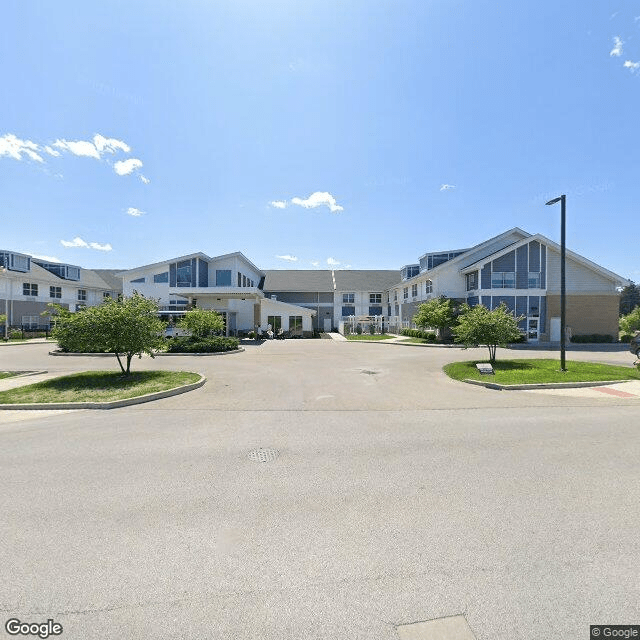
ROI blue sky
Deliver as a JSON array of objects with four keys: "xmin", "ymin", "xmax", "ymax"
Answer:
[{"xmin": 2, "ymin": 0, "xmax": 639, "ymax": 280}]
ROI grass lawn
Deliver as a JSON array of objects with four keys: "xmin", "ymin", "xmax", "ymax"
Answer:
[
  {"xmin": 346, "ymin": 334, "xmax": 396, "ymax": 341},
  {"xmin": 0, "ymin": 370, "xmax": 202, "ymax": 404},
  {"xmin": 444, "ymin": 359, "xmax": 640, "ymax": 385}
]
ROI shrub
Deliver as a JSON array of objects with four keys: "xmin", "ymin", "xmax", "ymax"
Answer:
[
  {"xmin": 166, "ymin": 336, "xmax": 239, "ymax": 353},
  {"xmin": 570, "ymin": 334, "xmax": 614, "ymax": 343}
]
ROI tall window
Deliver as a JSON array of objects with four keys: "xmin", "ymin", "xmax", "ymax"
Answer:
[
  {"xmin": 49, "ymin": 286, "xmax": 62, "ymax": 299},
  {"xmin": 176, "ymin": 260, "xmax": 192, "ymax": 287},
  {"xmin": 23, "ymin": 283, "xmax": 38, "ymax": 296},
  {"xmin": 343, "ymin": 293, "xmax": 355, "ymax": 304}
]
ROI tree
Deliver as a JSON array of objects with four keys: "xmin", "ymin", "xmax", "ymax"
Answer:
[
  {"xmin": 52, "ymin": 293, "xmax": 165, "ymax": 374},
  {"xmin": 413, "ymin": 296, "xmax": 456, "ymax": 339},
  {"xmin": 620, "ymin": 306, "xmax": 640, "ymax": 336},
  {"xmin": 455, "ymin": 303, "xmax": 523, "ymax": 363},
  {"xmin": 177, "ymin": 308, "xmax": 225, "ymax": 338},
  {"xmin": 619, "ymin": 282, "xmax": 640, "ymax": 316}
]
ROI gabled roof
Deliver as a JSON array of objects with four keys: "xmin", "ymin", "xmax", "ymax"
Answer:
[
  {"xmin": 459, "ymin": 233, "xmax": 630, "ymax": 286},
  {"xmin": 333, "ymin": 270, "xmax": 400, "ymax": 291},
  {"xmin": 263, "ymin": 270, "xmax": 335, "ymax": 292},
  {"xmin": 117, "ymin": 251, "xmax": 265, "ymax": 278}
]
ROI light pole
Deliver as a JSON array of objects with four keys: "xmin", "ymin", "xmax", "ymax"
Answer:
[{"xmin": 545, "ymin": 194, "xmax": 566, "ymax": 372}]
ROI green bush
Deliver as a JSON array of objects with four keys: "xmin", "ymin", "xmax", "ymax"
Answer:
[
  {"xmin": 166, "ymin": 336, "xmax": 239, "ymax": 353},
  {"xmin": 570, "ymin": 334, "xmax": 614, "ymax": 343}
]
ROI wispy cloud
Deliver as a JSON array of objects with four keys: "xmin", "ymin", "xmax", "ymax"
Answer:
[
  {"xmin": 291, "ymin": 191, "xmax": 344, "ymax": 213},
  {"xmin": 60, "ymin": 237, "xmax": 112, "ymax": 251},
  {"xmin": 326, "ymin": 257, "xmax": 340, "ymax": 266},
  {"xmin": 126, "ymin": 207, "xmax": 144, "ymax": 217},
  {"xmin": 0, "ymin": 134, "xmax": 44, "ymax": 163},
  {"xmin": 275, "ymin": 254, "xmax": 298, "ymax": 262},
  {"xmin": 114, "ymin": 158, "xmax": 143, "ymax": 176},
  {"xmin": 440, "ymin": 184, "xmax": 456, "ymax": 191},
  {"xmin": 270, "ymin": 200, "xmax": 287, "ymax": 209},
  {"xmin": 610, "ymin": 36, "xmax": 624, "ymax": 56}
]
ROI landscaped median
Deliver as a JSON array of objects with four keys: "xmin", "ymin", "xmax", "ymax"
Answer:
[
  {"xmin": 443, "ymin": 359, "xmax": 640, "ymax": 390},
  {"xmin": 0, "ymin": 370, "xmax": 205, "ymax": 409}
]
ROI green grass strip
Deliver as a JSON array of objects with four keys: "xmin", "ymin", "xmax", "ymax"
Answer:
[
  {"xmin": 0, "ymin": 370, "xmax": 201, "ymax": 404},
  {"xmin": 443, "ymin": 359, "xmax": 640, "ymax": 385}
]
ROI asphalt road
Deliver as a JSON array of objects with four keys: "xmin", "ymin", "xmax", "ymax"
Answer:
[{"xmin": 0, "ymin": 341, "xmax": 638, "ymax": 639}]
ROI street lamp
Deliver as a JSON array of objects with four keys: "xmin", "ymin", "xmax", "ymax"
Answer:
[{"xmin": 545, "ymin": 194, "xmax": 566, "ymax": 371}]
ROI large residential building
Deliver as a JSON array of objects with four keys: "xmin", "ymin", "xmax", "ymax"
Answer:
[
  {"xmin": 1, "ymin": 227, "xmax": 630, "ymax": 342},
  {"xmin": 0, "ymin": 249, "xmax": 120, "ymax": 332}
]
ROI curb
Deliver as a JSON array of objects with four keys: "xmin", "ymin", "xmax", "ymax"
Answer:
[
  {"xmin": 462, "ymin": 378, "xmax": 633, "ymax": 391},
  {"xmin": 0, "ymin": 375, "xmax": 206, "ymax": 410},
  {"xmin": 49, "ymin": 348, "xmax": 244, "ymax": 357}
]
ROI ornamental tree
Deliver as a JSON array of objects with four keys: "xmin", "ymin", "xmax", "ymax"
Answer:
[
  {"xmin": 413, "ymin": 296, "xmax": 456, "ymax": 339},
  {"xmin": 455, "ymin": 303, "xmax": 523, "ymax": 363},
  {"xmin": 177, "ymin": 308, "xmax": 225, "ymax": 338},
  {"xmin": 52, "ymin": 293, "xmax": 165, "ymax": 375}
]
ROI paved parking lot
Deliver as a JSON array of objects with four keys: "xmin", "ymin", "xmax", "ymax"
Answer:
[{"xmin": 0, "ymin": 341, "xmax": 638, "ymax": 639}]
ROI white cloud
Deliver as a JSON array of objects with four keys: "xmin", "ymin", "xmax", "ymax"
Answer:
[
  {"xmin": 440, "ymin": 184, "xmax": 456, "ymax": 191},
  {"xmin": 326, "ymin": 257, "xmax": 340, "ymax": 266},
  {"xmin": 624, "ymin": 60, "xmax": 640, "ymax": 72},
  {"xmin": 114, "ymin": 158, "xmax": 143, "ymax": 176},
  {"xmin": 0, "ymin": 134, "xmax": 44, "ymax": 163},
  {"xmin": 53, "ymin": 138, "xmax": 100, "ymax": 159},
  {"xmin": 93, "ymin": 134, "xmax": 130, "ymax": 154},
  {"xmin": 140, "ymin": 175, "xmax": 150, "ymax": 184},
  {"xmin": 126, "ymin": 207, "xmax": 144, "ymax": 217},
  {"xmin": 43, "ymin": 145, "xmax": 61, "ymax": 157},
  {"xmin": 291, "ymin": 191, "xmax": 344, "ymax": 213},
  {"xmin": 276, "ymin": 254, "xmax": 298, "ymax": 262},
  {"xmin": 610, "ymin": 36, "xmax": 624, "ymax": 56},
  {"xmin": 60, "ymin": 237, "xmax": 112, "ymax": 251},
  {"xmin": 270, "ymin": 200, "xmax": 287, "ymax": 209}
]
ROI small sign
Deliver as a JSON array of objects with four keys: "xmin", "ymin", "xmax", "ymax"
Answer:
[{"xmin": 476, "ymin": 363, "xmax": 494, "ymax": 375}]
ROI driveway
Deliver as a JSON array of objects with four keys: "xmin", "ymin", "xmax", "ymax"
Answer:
[{"xmin": 0, "ymin": 341, "xmax": 638, "ymax": 639}]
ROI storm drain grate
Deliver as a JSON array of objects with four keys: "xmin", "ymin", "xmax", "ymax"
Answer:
[{"xmin": 247, "ymin": 447, "xmax": 279, "ymax": 463}]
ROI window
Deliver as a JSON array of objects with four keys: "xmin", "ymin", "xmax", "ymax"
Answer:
[
  {"xmin": 465, "ymin": 271, "xmax": 478, "ymax": 291},
  {"xmin": 343, "ymin": 293, "xmax": 354, "ymax": 304},
  {"xmin": 491, "ymin": 272, "xmax": 515, "ymax": 289},
  {"xmin": 342, "ymin": 306, "xmax": 355, "ymax": 317},
  {"xmin": 369, "ymin": 306, "xmax": 383, "ymax": 316},
  {"xmin": 425, "ymin": 280, "xmax": 433, "ymax": 294},
  {"xmin": 23, "ymin": 283, "xmax": 38, "ymax": 296},
  {"xmin": 369, "ymin": 293, "xmax": 382, "ymax": 304},
  {"xmin": 267, "ymin": 315, "xmax": 282, "ymax": 331},
  {"xmin": 153, "ymin": 272, "xmax": 169, "ymax": 283},
  {"xmin": 403, "ymin": 287, "xmax": 408, "ymax": 300},
  {"xmin": 411, "ymin": 284, "xmax": 418, "ymax": 297},
  {"xmin": 77, "ymin": 289, "xmax": 87, "ymax": 301},
  {"xmin": 528, "ymin": 272, "xmax": 541, "ymax": 288},
  {"xmin": 176, "ymin": 260, "xmax": 192, "ymax": 287},
  {"xmin": 131, "ymin": 277, "xmax": 145, "ymax": 283},
  {"xmin": 48, "ymin": 286, "xmax": 61, "ymax": 299},
  {"xmin": 21, "ymin": 315, "xmax": 40, "ymax": 329},
  {"xmin": 215, "ymin": 269, "xmax": 231, "ymax": 286},
  {"xmin": 289, "ymin": 316, "xmax": 303, "ymax": 335}
]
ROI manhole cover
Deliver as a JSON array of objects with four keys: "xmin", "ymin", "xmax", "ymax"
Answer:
[{"xmin": 247, "ymin": 447, "xmax": 279, "ymax": 463}]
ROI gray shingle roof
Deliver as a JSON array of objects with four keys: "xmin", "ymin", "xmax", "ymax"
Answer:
[
  {"xmin": 263, "ymin": 270, "xmax": 335, "ymax": 292},
  {"xmin": 333, "ymin": 270, "xmax": 400, "ymax": 291}
]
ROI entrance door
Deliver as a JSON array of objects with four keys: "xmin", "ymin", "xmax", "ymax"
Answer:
[{"xmin": 527, "ymin": 317, "xmax": 539, "ymax": 342}]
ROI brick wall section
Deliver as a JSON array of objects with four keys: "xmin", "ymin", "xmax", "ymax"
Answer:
[{"xmin": 545, "ymin": 294, "xmax": 619, "ymax": 338}]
